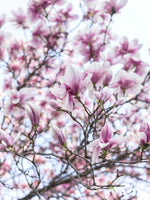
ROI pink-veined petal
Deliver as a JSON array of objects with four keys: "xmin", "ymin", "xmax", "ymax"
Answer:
[{"xmin": 100, "ymin": 123, "xmax": 112, "ymax": 143}]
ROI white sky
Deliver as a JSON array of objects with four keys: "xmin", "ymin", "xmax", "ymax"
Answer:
[{"xmin": 0, "ymin": 0, "xmax": 27, "ymax": 13}]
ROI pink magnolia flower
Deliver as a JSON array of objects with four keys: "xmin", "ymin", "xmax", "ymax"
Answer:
[
  {"xmin": 32, "ymin": 22, "xmax": 49, "ymax": 47},
  {"xmin": 51, "ymin": 125, "xmax": 66, "ymax": 147},
  {"xmin": 136, "ymin": 122, "xmax": 150, "ymax": 147},
  {"xmin": 74, "ymin": 26, "xmax": 106, "ymax": 63},
  {"xmin": 62, "ymin": 65, "xmax": 82, "ymax": 96},
  {"xmin": 118, "ymin": 37, "xmax": 142, "ymax": 56},
  {"xmin": 9, "ymin": 40, "xmax": 21, "ymax": 60},
  {"xmin": 3, "ymin": 78, "xmax": 12, "ymax": 91},
  {"xmin": 0, "ymin": 129, "xmax": 14, "ymax": 151},
  {"xmin": 111, "ymin": 70, "xmax": 143, "ymax": 96},
  {"xmin": 11, "ymin": 8, "xmax": 28, "ymax": 29},
  {"xmin": 9, "ymin": 61, "xmax": 21, "ymax": 74},
  {"xmin": 99, "ymin": 123, "xmax": 118, "ymax": 150},
  {"xmin": 28, "ymin": 0, "xmax": 65, "ymax": 20},
  {"xmin": 84, "ymin": 0, "xmax": 107, "ymax": 24},
  {"xmin": 28, "ymin": 0, "xmax": 45, "ymax": 21},
  {"xmin": 51, "ymin": 3, "xmax": 78, "ymax": 25},
  {"xmin": 4, "ymin": 88, "xmax": 34, "ymax": 117},
  {"xmin": 122, "ymin": 56, "xmax": 147, "ymax": 75},
  {"xmin": 24, "ymin": 102, "xmax": 41, "ymax": 129},
  {"xmin": 85, "ymin": 62, "xmax": 109, "ymax": 85},
  {"xmin": 94, "ymin": 87, "xmax": 112, "ymax": 105},
  {"xmin": 28, "ymin": 0, "xmax": 65, "ymax": 22},
  {"xmin": 106, "ymin": 47, "xmax": 122, "ymax": 65},
  {"xmin": 51, "ymin": 65, "xmax": 92, "ymax": 110},
  {"xmin": 102, "ymin": 0, "xmax": 128, "ymax": 15},
  {"xmin": 88, "ymin": 123, "xmax": 126, "ymax": 164}
]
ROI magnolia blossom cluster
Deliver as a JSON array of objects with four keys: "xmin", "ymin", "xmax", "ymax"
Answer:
[
  {"xmin": 2, "ymin": 57, "xmax": 146, "ymax": 158},
  {"xmin": 50, "ymin": 61, "xmax": 144, "ymax": 110},
  {"xmin": 88, "ymin": 123, "xmax": 127, "ymax": 164}
]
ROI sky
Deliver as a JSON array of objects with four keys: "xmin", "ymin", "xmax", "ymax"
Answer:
[{"xmin": 0, "ymin": 0, "xmax": 27, "ymax": 14}]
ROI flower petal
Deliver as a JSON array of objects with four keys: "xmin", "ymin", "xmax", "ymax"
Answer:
[{"xmin": 91, "ymin": 146, "xmax": 100, "ymax": 164}]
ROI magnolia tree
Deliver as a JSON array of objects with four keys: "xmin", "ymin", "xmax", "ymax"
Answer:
[{"xmin": 0, "ymin": 0, "xmax": 150, "ymax": 199}]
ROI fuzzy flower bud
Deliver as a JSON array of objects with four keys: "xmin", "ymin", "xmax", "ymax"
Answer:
[
  {"xmin": 24, "ymin": 102, "xmax": 41, "ymax": 130},
  {"xmin": 51, "ymin": 126, "xmax": 66, "ymax": 147}
]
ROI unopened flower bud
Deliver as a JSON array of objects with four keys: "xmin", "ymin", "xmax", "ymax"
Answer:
[
  {"xmin": 51, "ymin": 126, "xmax": 66, "ymax": 147},
  {"xmin": 24, "ymin": 102, "xmax": 41, "ymax": 130}
]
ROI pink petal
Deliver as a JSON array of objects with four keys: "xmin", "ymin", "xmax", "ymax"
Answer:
[
  {"xmin": 117, "ymin": 0, "xmax": 128, "ymax": 9},
  {"xmin": 0, "ymin": 144, "xmax": 7, "ymax": 151},
  {"xmin": 51, "ymin": 126, "xmax": 66, "ymax": 146},
  {"xmin": 100, "ymin": 123, "xmax": 112, "ymax": 143},
  {"xmin": 0, "ymin": 129, "xmax": 13, "ymax": 147},
  {"xmin": 137, "ymin": 132, "xmax": 147, "ymax": 145},
  {"xmin": 91, "ymin": 146, "xmax": 100, "ymax": 164},
  {"xmin": 65, "ymin": 65, "xmax": 80, "ymax": 91},
  {"xmin": 87, "ymin": 139, "xmax": 99, "ymax": 149}
]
